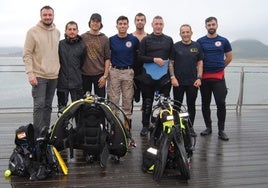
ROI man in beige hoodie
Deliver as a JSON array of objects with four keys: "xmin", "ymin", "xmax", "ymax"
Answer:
[{"xmin": 23, "ymin": 5, "xmax": 60, "ymax": 138}]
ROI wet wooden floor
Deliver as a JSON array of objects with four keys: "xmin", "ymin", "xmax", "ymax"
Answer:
[{"xmin": 1, "ymin": 107, "xmax": 268, "ymax": 188}]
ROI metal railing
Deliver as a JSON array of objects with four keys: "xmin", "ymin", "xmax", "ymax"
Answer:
[
  {"xmin": 1, "ymin": 61, "xmax": 268, "ymax": 114},
  {"xmin": 236, "ymin": 67, "xmax": 244, "ymax": 114},
  {"xmin": 233, "ymin": 64, "xmax": 268, "ymax": 114}
]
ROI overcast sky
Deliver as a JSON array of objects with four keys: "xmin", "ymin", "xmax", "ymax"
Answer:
[{"xmin": 1, "ymin": 0, "xmax": 268, "ymax": 47}]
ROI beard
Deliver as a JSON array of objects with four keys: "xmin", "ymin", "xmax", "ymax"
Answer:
[
  {"xmin": 42, "ymin": 19, "xmax": 53, "ymax": 27},
  {"xmin": 208, "ymin": 29, "xmax": 216, "ymax": 35},
  {"xmin": 44, "ymin": 23, "xmax": 52, "ymax": 27},
  {"xmin": 136, "ymin": 24, "xmax": 144, "ymax": 30},
  {"xmin": 43, "ymin": 22, "xmax": 53, "ymax": 26}
]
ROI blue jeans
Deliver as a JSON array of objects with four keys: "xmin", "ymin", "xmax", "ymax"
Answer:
[
  {"xmin": 173, "ymin": 85, "xmax": 198, "ymax": 126},
  {"xmin": 200, "ymin": 79, "xmax": 228, "ymax": 131},
  {"xmin": 32, "ymin": 78, "xmax": 57, "ymax": 137}
]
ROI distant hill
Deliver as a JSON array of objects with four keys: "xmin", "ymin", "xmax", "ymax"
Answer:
[
  {"xmin": 231, "ymin": 39, "xmax": 268, "ymax": 60},
  {"xmin": 1, "ymin": 39, "xmax": 268, "ymax": 60}
]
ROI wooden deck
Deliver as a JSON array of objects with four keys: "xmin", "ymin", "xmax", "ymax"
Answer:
[{"xmin": 1, "ymin": 107, "xmax": 268, "ymax": 188}]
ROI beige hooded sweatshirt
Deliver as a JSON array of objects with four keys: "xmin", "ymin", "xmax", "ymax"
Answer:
[{"xmin": 23, "ymin": 21, "xmax": 60, "ymax": 79}]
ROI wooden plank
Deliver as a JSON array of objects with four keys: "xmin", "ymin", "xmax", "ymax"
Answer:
[{"xmin": 0, "ymin": 108, "xmax": 268, "ymax": 187}]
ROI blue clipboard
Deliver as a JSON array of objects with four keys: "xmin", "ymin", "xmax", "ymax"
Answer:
[{"xmin": 143, "ymin": 60, "xmax": 169, "ymax": 80}]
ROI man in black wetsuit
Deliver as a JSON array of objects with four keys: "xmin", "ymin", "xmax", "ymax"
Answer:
[{"xmin": 137, "ymin": 15, "xmax": 173, "ymax": 137}]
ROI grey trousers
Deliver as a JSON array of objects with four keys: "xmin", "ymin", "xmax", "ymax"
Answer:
[{"xmin": 32, "ymin": 77, "xmax": 57, "ymax": 138}]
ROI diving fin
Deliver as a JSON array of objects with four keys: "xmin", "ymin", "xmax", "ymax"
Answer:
[{"xmin": 52, "ymin": 146, "xmax": 68, "ymax": 175}]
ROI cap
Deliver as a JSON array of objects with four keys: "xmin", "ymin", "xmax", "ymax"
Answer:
[{"xmin": 90, "ymin": 13, "xmax": 102, "ymax": 22}]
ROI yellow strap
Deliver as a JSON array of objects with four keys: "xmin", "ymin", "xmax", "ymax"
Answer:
[
  {"xmin": 159, "ymin": 104, "xmax": 175, "ymax": 134},
  {"xmin": 179, "ymin": 117, "xmax": 185, "ymax": 129}
]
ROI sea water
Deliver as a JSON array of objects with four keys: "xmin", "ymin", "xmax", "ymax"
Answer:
[{"xmin": 0, "ymin": 57, "xmax": 268, "ymax": 111}]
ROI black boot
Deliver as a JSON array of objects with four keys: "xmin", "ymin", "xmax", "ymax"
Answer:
[
  {"xmin": 140, "ymin": 98, "xmax": 152, "ymax": 137},
  {"xmin": 200, "ymin": 128, "xmax": 212, "ymax": 136},
  {"xmin": 218, "ymin": 131, "xmax": 229, "ymax": 141},
  {"xmin": 189, "ymin": 127, "xmax": 197, "ymax": 137}
]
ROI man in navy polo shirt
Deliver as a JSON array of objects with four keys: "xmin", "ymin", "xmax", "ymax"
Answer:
[
  {"xmin": 109, "ymin": 15, "xmax": 139, "ymax": 146},
  {"xmin": 197, "ymin": 16, "xmax": 232, "ymax": 141}
]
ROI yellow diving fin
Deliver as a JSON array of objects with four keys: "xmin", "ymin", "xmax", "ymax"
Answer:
[{"xmin": 52, "ymin": 146, "xmax": 68, "ymax": 175}]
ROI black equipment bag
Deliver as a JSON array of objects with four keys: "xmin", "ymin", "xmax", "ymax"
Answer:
[{"xmin": 8, "ymin": 124, "xmax": 59, "ymax": 180}]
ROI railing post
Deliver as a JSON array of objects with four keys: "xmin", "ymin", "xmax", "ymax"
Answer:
[{"xmin": 236, "ymin": 67, "xmax": 244, "ymax": 115}]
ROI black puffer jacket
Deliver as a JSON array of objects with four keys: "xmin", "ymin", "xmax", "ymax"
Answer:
[{"xmin": 57, "ymin": 35, "xmax": 87, "ymax": 89}]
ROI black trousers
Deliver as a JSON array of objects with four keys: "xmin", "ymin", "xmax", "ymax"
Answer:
[
  {"xmin": 57, "ymin": 88, "xmax": 83, "ymax": 110},
  {"xmin": 200, "ymin": 79, "xmax": 228, "ymax": 131},
  {"xmin": 82, "ymin": 73, "xmax": 106, "ymax": 98},
  {"xmin": 173, "ymin": 85, "xmax": 198, "ymax": 126},
  {"xmin": 140, "ymin": 81, "xmax": 171, "ymax": 127}
]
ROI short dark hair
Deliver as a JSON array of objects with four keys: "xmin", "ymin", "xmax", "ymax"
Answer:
[
  {"xmin": 116, "ymin": 16, "xmax": 129, "ymax": 24},
  {"xmin": 135, "ymin": 13, "xmax": 146, "ymax": 22},
  {"xmin": 65, "ymin": 21, "xmax": 78, "ymax": 30},
  {"xmin": 153, "ymin": 15, "xmax": 163, "ymax": 20},
  {"xmin": 40, "ymin": 5, "xmax": 54, "ymax": 13},
  {"xmin": 180, "ymin": 24, "xmax": 192, "ymax": 32},
  {"xmin": 205, "ymin": 16, "xmax": 217, "ymax": 23}
]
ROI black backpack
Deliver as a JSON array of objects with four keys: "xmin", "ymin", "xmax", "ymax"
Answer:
[
  {"xmin": 73, "ymin": 104, "xmax": 109, "ymax": 165},
  {"xmin": 50, "ymin": 96, "xmax": 129, "ymax": 167},
  {"xmin": 8, "ymin": 124, "xmax": 59, "ymax": 180},
  {"xmin": 142, "ymin": 109, "xmax": 193, "ymax": 180},
  {"xmin": 9, "ymin": 147, "xmax": 31, "ymax": 177}
]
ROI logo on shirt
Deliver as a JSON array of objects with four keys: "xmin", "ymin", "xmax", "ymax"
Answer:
[
  {"xmin": 126, "ymin": 41, "xmax": 132, "ymax": 48},
  {"xmin": 215, "ymin": 41, "xmax": 222, "ymax": 47},
  {"xmin": 190, "ymin": 48, "xmax": 198, "ymax": 53}
]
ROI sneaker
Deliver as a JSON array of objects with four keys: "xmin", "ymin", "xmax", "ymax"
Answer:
[
  {"xmin": 218, "ymin": 131, "xmax": 229, "ymax": 141},
  {"xmin": 189, "ymin": 127, "xmax": 197, "ymax": 137},
  {"xmin": 200, "ymin": 128, "xmax": 212, "ymax": 136},
  {"xmin": 140, "ymin": 127, "xmax": 148, "ymax": 137}
]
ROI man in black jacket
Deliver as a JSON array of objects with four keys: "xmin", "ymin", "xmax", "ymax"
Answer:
[{"xmin": 57, "ymin": 21, "xmax": 87, "ymax": 111}]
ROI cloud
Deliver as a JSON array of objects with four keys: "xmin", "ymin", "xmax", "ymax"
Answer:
[{"xmin": 1, "ymin": 0, "xmax": 268, "ymax": 46}]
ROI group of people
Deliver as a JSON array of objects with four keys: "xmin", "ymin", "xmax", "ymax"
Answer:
[{"xmin": 23, "ymin": 5, "xmax": 232, "ymax": 144}]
